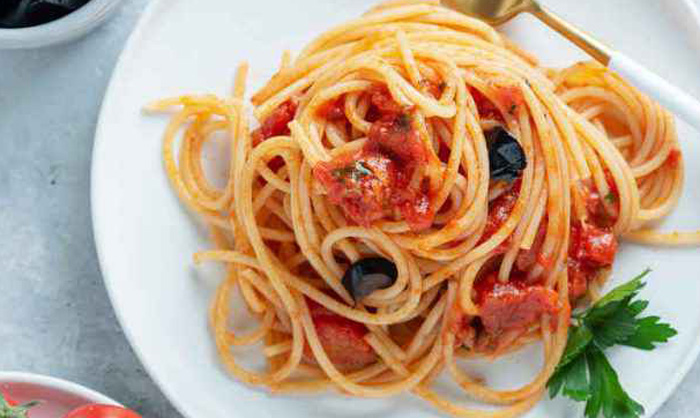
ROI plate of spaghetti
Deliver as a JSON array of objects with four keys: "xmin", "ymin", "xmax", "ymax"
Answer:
[{"xmin": 91, "ymin": 0, "xmax": 700, "ymax": 417}]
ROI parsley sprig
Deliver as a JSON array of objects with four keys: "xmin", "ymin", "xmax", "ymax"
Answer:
[
  {"xmin": 0, "ymin": 394, "xmax": 40, "ymax": 418},
  {"xmin": 547, "ymin": 269, "xmax": 677, "ymax": 418}
]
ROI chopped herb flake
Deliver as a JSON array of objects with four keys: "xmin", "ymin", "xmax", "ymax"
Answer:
[
  {"xmin": 605, "ymin": 192, "xmax": 618, "ymax": 204},
  {"xmin": 332, "ymin": 161, "xmax": 374, "ymax": 183}
]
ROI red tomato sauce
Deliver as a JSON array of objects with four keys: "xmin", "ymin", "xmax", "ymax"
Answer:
[
  {"xmin": 474, "ymin": 272, "xmax": 560, "ymax": 335},
  {"xmin": 251, "ymin": 100, "xmax": 298, "ymax": 145},
  {"xmin": 468, "ymin": 84, "xmax": 525, "ymax": 121},
  {"xmin": 494, "ymin": 84, "xmax": 525, "ymax": 116},
  {"xmin": 419, "ymin": 78, "xmax": 447, "ymax": 98},
  {"xmin": 313, "ymin": 87, "xmax": 436, "ymax": 231},
  {"xmin": 469, "ymin": 86, "xmax": 502, "ymax": 121},
  {"xmin": 314, "ymin": 152, "xmax": 396, "ymax": 227},
  {"xmin": 515, "ymin": 221, "xmax": 548, "ymax": 272},
  {"xmin": 305, "ymin": 300, "xmax": 376, "ymax": 370},
  {"xmin": 370, "ymin": 86, "xmax": 404, "ymax": 115},
  {"xmin": 479, "ymin": 180, "xmax": 522, "ymax": 252},
  {"xmin": 567, "ymin": 221, "xmax": 618, "ymax": 300},
  {"xmin": 667, "ymin": 148, "xmax": 682, "ymax": 168},
  {"xmin": 317, "ymin": 97, "xmax": 346, "ymax": 121},
  {"xmin": 583, "ymin": 171, "xmax": 620, "ymax": 228},
  {"xmin": 451, "ymin": 306, "xmax": 476, "ymax": 348}
]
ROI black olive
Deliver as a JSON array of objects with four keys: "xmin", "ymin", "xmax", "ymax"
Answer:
[
  {"xmin": 342, "ymin": 257, "xmax": 398, "ymax": 302},
  {"xmin": 486, "ymin": 127, "xmax": 527, "ymax": 183},
  {"xmin": 0, "ymin": 0, "xmax": 22, "ymax": 17},
  {"xmin": 0, "ymin": 0, "xmax": 27, "ymax": 27},
  {"xmin": 0, "ymin": 0, "xmax": 89, "ymax": 28}
]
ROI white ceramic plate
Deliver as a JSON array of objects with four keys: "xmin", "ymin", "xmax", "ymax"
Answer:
[
  {"xmin": 0, "ymin": 372, "xmax": 120, "ymax": 418},
  {"xmin": 91, "ymin": 1, "xmax": 700, "ymax": 417}
]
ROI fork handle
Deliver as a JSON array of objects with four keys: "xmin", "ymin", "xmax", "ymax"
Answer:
[
  {"xmin": 531, "ymin": 4, "xmax": 700, "ymax": 131},
  {"xmin": 609, "ymin": 52, "xmax": 700, "ymax": 131}
]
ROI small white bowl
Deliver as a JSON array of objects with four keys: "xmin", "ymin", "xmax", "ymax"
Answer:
[
  {"xmin": 0, "ymin": 0, "xmax": 124, "ymax": 49},
  {"xmin": 0, "ymin": 372, "xmax": 121, "ymax": 417}
]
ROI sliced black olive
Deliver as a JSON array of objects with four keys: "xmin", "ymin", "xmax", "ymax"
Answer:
[
  {"xmin": 342, "ymin": 257, "xmax": 398, "ymax": 302},
  {"xmin": 486, "ymin": 127, "xmax": 527, "ymax": 183}
]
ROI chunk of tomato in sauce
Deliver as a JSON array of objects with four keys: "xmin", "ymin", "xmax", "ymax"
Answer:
[
  {"xmin": 566, "ymin": 221, "xmax": 618, "ymax": 300},
  {"xmin": 317, "ymin": 97, "xmax": 346, "ymax": 121},
  {"xmin": 569, "ymin": 221, "xmax": 617, "ymax": 266},
  {"xmin": 479, "ymin": 180, "xmax": 521, "ymax": 252},
  {"xmin": 370, "ymin": 86, "xmax": 404, "ymax": 115},
  {"xmin": 393, "ymin": 179, "xmax": 435, "ymax": 232},
  {"xmin": 251, "ymin": 100, "xmax": 298, "ymax": 145},
  {"xmin": 567, "ymin": 259, "xmax": 591, "ymax": 301},
  {"xmin": 313, "ymin": 153, "xmax": 395, "ymax": 228},
  {"xmin": 366, "ymin": 113, "xmax": 426, "ymax": 167},
  {"xmin": 583, "ymin": 172, "xmax": 620, "ymax": 228},
  {"xmin": 474, "ymin": 273, "xmax": 560, "ymax": 335},
  {"xmin": 313, "ymin": 89, "xmax": 436, "ymax": 231},
  {"xmin": 305, "ymin": 300, "xmax": 376, "ymax": 370}
]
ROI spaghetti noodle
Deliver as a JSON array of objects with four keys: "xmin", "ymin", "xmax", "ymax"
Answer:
[{"xmin": 146, "ymin": 1, "xmax": 697, "ymax": 416}]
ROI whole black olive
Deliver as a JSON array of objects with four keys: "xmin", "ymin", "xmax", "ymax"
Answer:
[
  {"xmin": 342, "ymin": 257, "xmax": 398, "ymax": 303},
  {"xmin": 0, "ymin": 0, "xmax": 27, "ymax": 27},
  {"xmin": 0, "ymin": 0, "xmax": 89, "ymax": 28},
  {"xmin": 486, "ymin": 127, "xmax": 526, "ymax": 183},
  {"xmin": 0, "ymin": 0, "xmax": 22, "ymax": 17}
]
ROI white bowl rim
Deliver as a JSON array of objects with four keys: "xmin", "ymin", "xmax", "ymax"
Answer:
[
  {"xmin": 0, "ymin": 0, "xmax": 124, "ymax": 49},
  {"xmin": 0, "ymin": 371, "xmax": 122, "ymax": 407}
]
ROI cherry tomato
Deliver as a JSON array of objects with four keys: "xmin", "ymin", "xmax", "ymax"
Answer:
[{"xmin": 63, "ymin": 405, "xmax": 142, "ymax": 418}]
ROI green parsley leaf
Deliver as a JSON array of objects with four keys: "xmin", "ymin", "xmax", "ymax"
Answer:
[
  {"xmin": 547, "ymin": 366, "xmax": 567, "ymax": 399},
  {"xmin": 621, "ymin": 316, "xmax": 678, "ymax": 350},
  {"xmin": 584, "ymin": 269, "xmax": 650, "ymax": 324},
  {"xmin": 562, "ymin": 354, "xmax": 590, "ymax": 401},
  {"xmin": 549, "ymin": 325, "xmax": 593, "ymax": 399},
  {"xmin": 591, "ymin": 270, "xmax": 650, "ymax": 310},
  {"xmin": 590, "ymin": 304, "xmax": 639, "ymax": 349},
  {"xmin": 0, "ymin": 394, "xmax": 40, "ymax": 418},
  {"xmin": 585, "ymin": 346, "xmax": 644, "ymax": 418},
  {"xmin": 625, "ymin": 300, "xmax": 649, "ymax": 317},
  {"xmin": 556, "ymin": 325, "xmax": 594, "ymax": 372},
  {"xmin": 546, "ymin": 269, "xmax": 676, "ymax": 418}
]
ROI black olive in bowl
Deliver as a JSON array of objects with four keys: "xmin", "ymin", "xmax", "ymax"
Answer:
[
  {"xmin": 0, "ymin": 0, "xmax": 121, "ymax": 49},
  {"xmin": 0, "ymin": 0, "xmax": 90, "ymax": 29}
]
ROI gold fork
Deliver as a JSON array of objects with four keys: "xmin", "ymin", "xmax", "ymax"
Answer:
[{"xmin": 443, "ymin": 0, "xmax": 700, "ymax": 131}]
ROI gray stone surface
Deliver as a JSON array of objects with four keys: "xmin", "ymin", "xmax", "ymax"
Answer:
[
  {"xmin": 0, "ymin": 1, "xmax": 697, "ymax": 417},
  {"xmin": 0, "ymin": 0, "xmax": 179, "ymax": 416}
]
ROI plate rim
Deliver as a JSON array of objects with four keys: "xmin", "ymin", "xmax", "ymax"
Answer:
[{"xmin": 90, "ymin": 1, "xmax": 700, "ymax": 418}]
